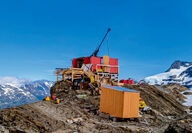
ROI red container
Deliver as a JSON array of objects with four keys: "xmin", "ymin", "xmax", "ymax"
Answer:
[
  {"xmin": 91, "ymin": 57, "xmax": 101, "ymax": 71},
  {"xmin": 72, "ymin": 59, "xmax": 77, "ymax": 68},
  {"xmin": 52, "ymin": 96, "xmax": 56, "ymax": 100},
  {"xmin": 109, "ymin": 58, "xmax": 118, "ymax": 74},
  {"xmin": 84, "ymin": 57, "xmax": 90, "ymax": 64},
  {"xmin": 120, "ymin": 79, "xmax": 134, "ymax": 84},
  {"xmin": 128, "ymin": 80, "xmax": 134, "ymax": 84},
  {"xmin": 130, "ymin": 80, "xmax": 134, "ymax": 84},
  {"xmin": 124, "ymin": 80, "xmax": 128, "ymax": 84},
  {"xmin": 120, "ymin": 80, "xmax": 124, "ymax": 83}
]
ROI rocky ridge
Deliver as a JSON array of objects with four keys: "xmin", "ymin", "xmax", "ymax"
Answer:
[{"xmin": 0, "ymin": 81, "xmax": 191, "ymax": 133}]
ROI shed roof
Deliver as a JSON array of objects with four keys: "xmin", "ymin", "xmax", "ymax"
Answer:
[{"xmin": 102, "ymin": 85, "xmax": 139, "ymax": 93}]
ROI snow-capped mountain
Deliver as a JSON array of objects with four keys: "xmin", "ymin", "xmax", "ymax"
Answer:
[
  {"xmin": 0, "ymin": 77, "xmax": 53, "ymax": 109},
  {"xmin": 145, "ymin": 61, "xmax": 192, "ymax": 87}
]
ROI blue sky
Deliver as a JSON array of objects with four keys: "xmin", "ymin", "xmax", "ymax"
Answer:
[{"xmin": 0, "ymin": 0, "xmax": 192, "ymax": 81}]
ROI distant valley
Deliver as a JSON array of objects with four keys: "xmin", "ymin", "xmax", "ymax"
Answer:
[{"xmin": 0, "ymin": 77, "xmax": 53, "ymax": 109}]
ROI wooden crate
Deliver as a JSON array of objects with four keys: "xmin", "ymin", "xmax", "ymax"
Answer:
[
  {"xmin": 103, "ymin": 55, "xmax": 110, "ymax": 72},
  {"xmin": 100, "ymin": 85, "xmax": 140, "ymax": 118}
]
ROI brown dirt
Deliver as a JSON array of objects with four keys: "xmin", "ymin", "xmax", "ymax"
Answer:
[
  {"xmin": 163, "ymin": 84, "xmax": 189, "ymax": 102},
  {"xmin": 124, "ymin": 84, "xmax": 188, "ymax": 115}
]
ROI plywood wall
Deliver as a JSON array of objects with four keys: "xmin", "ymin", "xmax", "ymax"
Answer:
[
  {"xmin": 103, "ymin": 56, "xmax": 110, "ymax": 72},
  {"xmin": 100, "ymin": 86, "xmax": 139, "ymax": 118}
]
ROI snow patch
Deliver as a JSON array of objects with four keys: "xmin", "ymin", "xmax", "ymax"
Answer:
[
  {"xmin": 183, "ymin": 88, "xmax": 192, "ymax": 106},
  {"xmin": 145, "ymin": 66, "xmax": 191, "ymax": 85},
  {"xmin": 2, "ymin": 87, "xmax": 15, "ymax": 95},
  {"xmin": 44, "ymin": 82, "xmax": 53, "ymax": 88}
]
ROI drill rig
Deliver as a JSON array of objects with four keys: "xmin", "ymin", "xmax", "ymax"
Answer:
[{"xmin": 56, "ymin": 28, "xmax": 119, "ymax": 90}]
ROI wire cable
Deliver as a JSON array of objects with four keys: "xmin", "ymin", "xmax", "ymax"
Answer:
[{"xmin": 107, "ymin": 35, "xmax": 110, "ymax": 56}]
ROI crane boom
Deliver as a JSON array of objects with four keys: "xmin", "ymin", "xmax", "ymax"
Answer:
[{"xmin": 90, "ymin": 28, "xmax": 111, "ymax": 57}]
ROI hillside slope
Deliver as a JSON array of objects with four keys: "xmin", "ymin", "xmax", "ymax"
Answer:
[{"xmin": 0, "ymin": 81, "xmax": 191, "ymax": 133}]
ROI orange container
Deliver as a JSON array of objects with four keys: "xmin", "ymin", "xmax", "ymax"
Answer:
[
  {"xmin": 103, "ymin": 55, "xmax": 110, "ymax": 72},
  {"xmin": 100, "ymin": 85, "xmax": 140, "ymax": 118}
]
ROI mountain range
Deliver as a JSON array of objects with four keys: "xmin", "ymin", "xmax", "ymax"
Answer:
[
  {"xmin": 145, "ymin": 60, "xmax": 192, "ymax": 88},
  {"xmin": 0, "ymin": 77, "xmax": 53, "ymax": 109}
]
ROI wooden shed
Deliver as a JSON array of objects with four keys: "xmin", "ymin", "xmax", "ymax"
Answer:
[{"xmin": 100, "ymin": 85, "xmax": 140, "ymax": 118}]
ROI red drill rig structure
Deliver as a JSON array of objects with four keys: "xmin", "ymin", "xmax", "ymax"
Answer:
[{"xmin": 56, "ymin": 28, "xmax": 119, "ymax": 89}]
